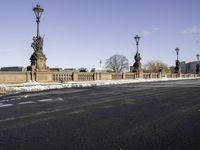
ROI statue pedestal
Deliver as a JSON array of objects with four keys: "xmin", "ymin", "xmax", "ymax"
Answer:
[
  {"xmin": 30, "ymin": 52, "xmax": 47, "ymax": 72},
  {"xmin": 132, "ymin": 52, "xmax": 142, "ymax": 77}
]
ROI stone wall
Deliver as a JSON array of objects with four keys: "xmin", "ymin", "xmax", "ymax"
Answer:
[
  {"xmin": 0, "ymin": 71, "xmax": 199, "ymax": 84},
  {"xmin": 0, "ymin": 71, "xmax": 31, "ymax": 84}
]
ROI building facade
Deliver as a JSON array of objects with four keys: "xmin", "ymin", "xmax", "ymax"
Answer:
[{"xmin": 180, "ymin": 61, "xmax": 199, "ymax": 74}]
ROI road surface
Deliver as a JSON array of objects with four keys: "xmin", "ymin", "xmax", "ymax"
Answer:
[{"xmin": 0, "ymin": 79, "xmax": 200, "ymax": 150}]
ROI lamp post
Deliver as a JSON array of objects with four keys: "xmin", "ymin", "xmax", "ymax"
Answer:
[
  {"xmin": 196, "ymin": 54, "xmax": 200, "ymax": 74},
  {"xmin": 99, "ymin": 59, "xmax": 102, "ymax": 68},
  {"xmin": 30, "ymin": 4, "xmax": 47, "ymax": 72},
  {"xmin": 175, "ymin": 47, "xmax": 180, "ymax": 73},
  {"xmin": 135, "ymin": 35, "xmax": 140, "ymax": 53},
  {"xmin": 33, "ymin": 4, "xmax": 44, "ymax": 38},
  {"xmin": 133, "ymin": 35, "xmax": 142, "ymax": 74}
]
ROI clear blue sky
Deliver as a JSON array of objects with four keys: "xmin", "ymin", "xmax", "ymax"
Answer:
[{"xmin": 0, "ymin": 0, "xmax": 200, "ymax": 69}]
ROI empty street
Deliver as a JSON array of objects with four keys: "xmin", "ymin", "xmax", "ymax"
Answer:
[{"xmin": 0, "ymin": 79, "xmax": 200, "ymax": 150}]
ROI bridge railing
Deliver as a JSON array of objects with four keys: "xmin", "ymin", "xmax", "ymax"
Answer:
[
  {"xmin": 0, "ymin": 71, "xmax": 199, "ymax": 84},
  {"xmin": 50, "ymin": 72, "xmax": 199, "ymax": 83},
  {"xmin": 52, "ymin": 72, "xmax": 73, "ymax": 82}
]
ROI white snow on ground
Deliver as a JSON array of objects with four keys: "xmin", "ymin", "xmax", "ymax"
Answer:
[
  {"xmin": 38, "ymin": 99, "xmax": 54, "ymax": 102},
  {"xmin": 18, "ymin": 101, "xmax": 36, "ymax": 105},
  {"xmin": 0, "ymin": 77, "xmax": 199, "ymax": 93},
  {"xmin": 0, "ymin": 104, "xmax": 13, "ymax": 107}
]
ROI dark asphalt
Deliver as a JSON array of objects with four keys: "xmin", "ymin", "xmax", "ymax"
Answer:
[{"xmin": 0, "ymin": 79, "xmax": 200, "ymax": 150}]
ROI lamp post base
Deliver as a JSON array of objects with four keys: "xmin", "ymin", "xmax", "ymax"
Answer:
[
  {"xmin": 196, "ymin": 64, "xmax": 200, "ymax": 74},
  {"xmin": 175, "ymin": 60, "xmax": 180, "ymax": 73}
]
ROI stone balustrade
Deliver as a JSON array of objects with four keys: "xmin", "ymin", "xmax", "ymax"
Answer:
[
  {"xmin": 78, "ymin": 73, "xmax": 94, "ymax": 81},
  {"xmin": 0, "ymin": 71, "xmax": 199, "ymax": 84},
  {"xmin": 53, "ymin": 73, "xmax": 73, "ymax": 82}
]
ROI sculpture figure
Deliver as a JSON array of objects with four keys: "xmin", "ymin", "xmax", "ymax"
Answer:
[{"xmin": 31, "ymin": 36, "xmax": 43, "ymax": 53}]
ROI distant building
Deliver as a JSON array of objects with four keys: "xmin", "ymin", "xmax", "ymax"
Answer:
[
  {"xmin": 0, "ymin": 66, "xmax": 25, "ymax": 72},
  {"xmin": 50, "ymin": 68, "xmax": 63, "ymax": 72},
  {"xmin": 180, "ymin": 61, "xmax": 199, "ymax": 74},
  {"xmin": 78, "ymin": 68, "xmax": 88, "ymax": 72},
  {"xmin": 64, "ymin": 68, "xmax": 77, "ymax": 72},
  {"xmin": 90, "ymin": 68, "xmax": 113, "ymax": 73}
]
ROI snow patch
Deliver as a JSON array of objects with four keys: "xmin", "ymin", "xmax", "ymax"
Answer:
[
  {"xmin": 38, "ymin": 99, "xmax": 53, "ymax": 102},
  {"xmin": 0, "ymin": 104, "xmax": 13, "ymax": 107},
  {"xmin": 56, "ymin": 97, "xmax": 64, "ymax": 101},
  {"xmin": 0, "ymin": 77, "xmax": 199, "ymax": 93},
  {"xmin": 69, "ymin": 110, "xmax": 85, "ymax": 114},
  {"xmin": 18, "ymin": 101, "xmax": 35, "ymax": 105}
]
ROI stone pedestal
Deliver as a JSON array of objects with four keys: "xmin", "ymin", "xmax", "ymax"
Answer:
[
  {"xmin": 132, "ymin": 52, "xmax": 142, "ymax": 78},
  {"xmin": 196, "ymin": 64, "xmax": 200, "ymax": 74},
  {"xmin": 175, "ymin": 60, "xmax": 180, "ymax": 73},
  {"xmin": 30, "ymin": 52, "xmax": 47, "ymax": 72}
]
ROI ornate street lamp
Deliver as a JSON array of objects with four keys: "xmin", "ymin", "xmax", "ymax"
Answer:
[
  {"xmin": 99, "ymin": 59, "xmax": 102, "ymax": 68},
  {"xmin": 196, "ymin": 54, "xmax": 200, "ymax": 74},
  {"xmin": 133, "ymin": 35, "xmax": 142, "ymax": 73},
  {"xmin": 175, "ymin": 47, "xmax": 180, "ymax": 73},
  {"xmin": 33, "ymin": 4, "xmax": 44, "ymax": 38},
  {"xmin": 135, "ymin": 35, "xmax": 140, "ymax": 53},
  {"xmin": 175, "ymin": 47, "xmax": 179, "ymax": 60}
]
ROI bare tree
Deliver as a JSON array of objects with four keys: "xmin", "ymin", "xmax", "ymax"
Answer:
[
  {"xmin": 144, "ymin": 60, "xmax": 171, "ymax": 73},
  {"xmin": 105, "ymin": 54, "xmax": 129, "ymax": 72}
]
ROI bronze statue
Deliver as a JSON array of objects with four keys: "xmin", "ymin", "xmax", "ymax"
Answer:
[{"xmin": 31, "ymin": 36, "xmax": 43, "ymax": 53}]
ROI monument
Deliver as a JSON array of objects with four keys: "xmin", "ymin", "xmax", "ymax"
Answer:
[
  {"xmin": 132, "ymin": 35, "xmax": 142, "ymax": 76},
  {"xmin": 174, "ymin": 47, "xmax": 180, "ymax": 73},
  {"xmin": 30, "ymin": 4, "xmax": 47, "ymax": 72}
]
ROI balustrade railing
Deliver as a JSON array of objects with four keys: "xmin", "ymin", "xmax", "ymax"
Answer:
[
  {"xmin": 0, "ymin": 70, "xmax": 199, "ymax": 84},
  {"xmin": 78, "ymin": 73, "xmax": 94, "ymax": 81},
  {"xmin": 112, "ymin": 73, "xmax": 123, "ymax": 80},
  {"xmin": 143, "ymin": 73, "xmax": 151, "ymax": 79},
  {"xmin": 125, "ymin": 73, "xmax": 136, "ymax": 79},
  {"xmin": 53, "ymin": 73, "xmax": 73, "ymax": 82}
]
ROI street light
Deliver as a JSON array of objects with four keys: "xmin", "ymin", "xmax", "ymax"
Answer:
[
  {"xmin": 30, "ymin": 4, "xmax": 47, "ymax": 72},
  {"xmin": 99, "ymin": 59, "xmax": 102, "ymax": 68},
  {"xmin": 134, "ymin": 35, "xmax": 140, "ymax": 53},
  {"xmin": 197, "ymin": 54, "xmax": 200, "ymax": 61},
  {"xmin": 196, "ymin": 54, "xmax": 200, "ymax": 74},
  {"xmin": 175, "ymin": 47, "xmax": 180, "ymax": 60},
  {"xmin": 175, "ymin": 47, "xmax": 180, "ymax": 73},
  {"xmin": 33, "ymin": 4, "xmax": 44, "ymax": 37},
  {"xmin": 132, "ymin": 35, "xmax": 142, "ymax": 74}
]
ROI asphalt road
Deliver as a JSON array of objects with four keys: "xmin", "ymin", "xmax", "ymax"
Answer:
[{"xmin": 0, "ymin": 79, "xmax": 200, "ymax": 150}]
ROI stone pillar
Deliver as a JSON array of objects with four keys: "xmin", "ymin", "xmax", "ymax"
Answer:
[
  {"xmin": 134, "ymin": 73, "xmax": 137, "ymax": 79},
  {"xmin": 95, "ymin": 73, "xmax": 100, "ymax": 80},
  {"xmin": 158, "ymin": 72, "xmax": 162, "ymax": 78},
  {"xmin": 72, "ymin": 72, "xmax": 78, "ymax": 81},
  {"xmin": 26, "ymin": 71, "xmax": 31, "ymax": 82},
  {"xmin": 158, "ymin": 68, "xmax": 162, "ymax": 78},
  {"xmin": 122, "ymin": 73, "xmax": 126, "ymax": 79},
  {"xmin": 93, "ymin": 72, "xmax": 97, "ymax": 80},
  {"xmin": 99, "ymin": 73, "xmax": 102, "ymax": 80},
  {"xmin": 31, "ymin": 71, "xmax": 36, "ymax": 82},
  {"xmin": 150, "ymin": 73, "xmax": 153, "ymax": 79},
  {"xmin": 138, "ymin": 71, "xmax": 143, "ymax": 79},
  {"xmin": 179, "ymin": 73, "xmax": 181, "ymax": 78}
]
